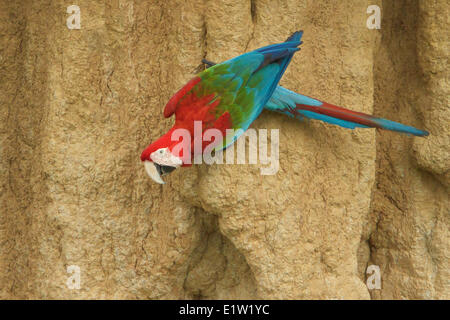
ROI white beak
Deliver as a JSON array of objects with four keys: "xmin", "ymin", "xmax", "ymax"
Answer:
[{"xmin": 144, "ymin": 160, "xmax": 165, "ymax": 184}]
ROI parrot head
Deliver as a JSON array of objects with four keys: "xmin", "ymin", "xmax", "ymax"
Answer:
[{"xmin": 140, "ymin": 129, "xmax": 184, "ymax": 184}]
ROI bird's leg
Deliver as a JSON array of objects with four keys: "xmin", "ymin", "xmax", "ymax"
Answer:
[{"xmin": 202, "ymin": 59, "xmax": 217, "ymax": 68}]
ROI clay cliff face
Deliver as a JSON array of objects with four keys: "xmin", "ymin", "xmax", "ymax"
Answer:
[{"xmin": 0, "ymin": 0, "xmax": 448, "ymax": 299}]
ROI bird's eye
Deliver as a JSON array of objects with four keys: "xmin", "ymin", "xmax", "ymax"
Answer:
[{"xmin": 160, "ymin": 149, "xmax": 164, "ymax": 154}]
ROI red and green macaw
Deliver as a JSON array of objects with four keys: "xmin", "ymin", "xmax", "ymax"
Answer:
[{"xmin": 141, "ymin": 31, "xmax": 428, "ymax": 184}]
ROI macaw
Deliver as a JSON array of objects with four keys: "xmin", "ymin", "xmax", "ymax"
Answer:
[{"xmin": 141, "ymin": 31, "xmax": 428, "ymax": 184}]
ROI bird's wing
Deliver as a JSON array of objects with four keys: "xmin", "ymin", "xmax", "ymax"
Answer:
[{"xmin": 163, "ymin": 31, "xmax": 303, "ymax": 150}]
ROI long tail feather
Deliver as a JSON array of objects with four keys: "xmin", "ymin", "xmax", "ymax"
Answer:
[{"xmin": 266, "ymin": 86, "xmax": 429, "ymax": 137}]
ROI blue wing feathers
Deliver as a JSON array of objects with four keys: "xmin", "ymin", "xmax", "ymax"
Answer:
[
  {"xmin": 285, "ymin": 30, "xmax": 303, "ymax": 42},
  {"xmin": 214, "ymin": 31, "xmax": 304, "ymax": 149},
  {"xmin": 251, "ymin": 31, "xmax": 303, "ymax": 117}
]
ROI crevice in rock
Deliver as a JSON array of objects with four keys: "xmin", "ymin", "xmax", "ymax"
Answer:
[
  {"xmin": 199, "ymin": 0, "xmax": 208, "ymax": 72},
  {"xmin": 244, "ymin": 0, "xmax": 257, "ymax": 51},
  {"xmin": 250, "ymin": 0, "xmax": 256, "ymax": 24},
  {"xmin": 182, "ymin": 208, "xmax": 258, "ymax": 299}
]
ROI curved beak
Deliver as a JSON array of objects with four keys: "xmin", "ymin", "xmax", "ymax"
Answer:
[{"xmin": 144, "ymin": 160, "xmax": 177, "ymax": 184}]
